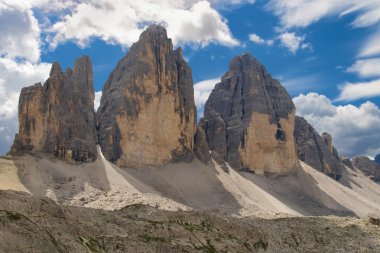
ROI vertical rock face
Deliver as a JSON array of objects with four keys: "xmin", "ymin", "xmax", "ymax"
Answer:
[
  {"xmin": 202, "ymin": 53, "xmax": 299, "ymax": 174},
  {"xmin": 352, "ymin": 156, "xmax": 380, "ymax": 182},
  {"xmin": 194, "ymin": 120, "xmax": 210, "ymax": 165},
  {"xmin": 12, "ymin": 56, "xmax": 97, "ymax": 162},
  {"xmin": 97, "ymin": 25, "xmax": 196, "ymax": 168},
  {"xmin": 294, "ymin": 116, "xmax": 343, "ymax": 179},
  {"xmin": 322, "ymin": 132, "xmax": 340, "ymax": 160}
]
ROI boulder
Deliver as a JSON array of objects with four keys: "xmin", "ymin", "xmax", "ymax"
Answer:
[
  {"xmin": 11, "ymin": 56, "xmax": 97, "ymax": 162},
  {"xmin": 97, "ymin": 25, "xmax": 196, "ymax": 168},
  {"xmin": 294, "ymin": 116, "xmax": 343, "ymax": 179},
  {"xmin": 202, "ymin": 53, "xmax": 299, "ymax": 174}
]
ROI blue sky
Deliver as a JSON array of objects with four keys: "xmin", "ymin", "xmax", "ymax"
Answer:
[{"xmin": 1, "ymin": 0, "xmax": 380, "ymax": 158}]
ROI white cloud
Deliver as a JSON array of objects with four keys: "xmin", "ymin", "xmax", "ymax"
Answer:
[
  {"xmin": 278, "ymin": 32, "xmax": 306, "ymax": 54},
  {"xmin": 347, "ymin": 58, "xmax": 380, "ymax": 78},
  {"xmin": 193, "ymin": 77, "xmax": 219, "ymax": 109},
  {"xmin": 359, "ymin": 30, "xmax": 380, "ymax": 58},
  {"xmin": 293, "ymin": 93, "xmax": 336, "ymax": 117},
  {"xmin": 48, "ymin": 0, "xmax": 239, "ymax": 49},
  {"xmin": 266, "ymin": 0, "xmax": 380, "ymax": 29},
  {"xmin": 294, "ymin": 92, "xmax": 380, "ymax": 157},
  {"xmin": 248, "ymin": 33, "xmax": 274, "ymax": 46},
  {"xmin": 249, "ymin": 33, "xmax": 265, "ymax": 44},
  {"xmin": 94, "ymin": 91, "xmax": 102, "ymax": 111},
  {"xmin": 209, "ymin": 0, "xmax": 255, "ymax": 9},
  {"xmin": 0, "ymin": 2, "xmax": 41, "ymax": 62},
  {"xmin": 336, "ymin": 79, "xmax": 380, "ymax": 101},
  {"xmin": 0, "ymin": 58, "xmax": 51, "ymax": 155}
]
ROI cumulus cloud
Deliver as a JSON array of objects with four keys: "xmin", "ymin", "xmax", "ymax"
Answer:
[
  {"xmin": 248, "ymin": 33, "xmax": 274, "ymax": 46},
  {"xmin": 336, "ymin": 79, "xmax": 380, "ymax": 101},
  {"xmin": 278, "ymin": 32, "xmax": 308, "ymax": 54},
  {"xmin": 294, "ymin": 92, "xmax": 380, "ymax": 157},
  {"xmin": 0, "ymin": 58, "xmax": 51, "ymax": 155},
  {"xmin": 293, "ymin": 93, "xmax": 336, "ymax": 117},
  {"xmin": 48, "ymin": 0, "xmax": 239, "ymax": 49},
  {"xmin": 266, "ymin": 0, "xmax": 380, "ymax": 29},
  {"xmin": 94, "ymin": 91, "xmax": 102, "ymax": 111},
  {"xmin": 193, "ymin": 77, "xmax": 219, "ymax": 109},
  {"xmin": 347, "ymin": 58, "xmax": 380, "ymax": 78},
  {"xmin": 0, "ymin": 2, "xmax": 41, "ymax": 62}
]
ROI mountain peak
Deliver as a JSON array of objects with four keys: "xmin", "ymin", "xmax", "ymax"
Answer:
[{"xmin": 138, "ymin": 24, "xmax": 169, "ymax": 43}]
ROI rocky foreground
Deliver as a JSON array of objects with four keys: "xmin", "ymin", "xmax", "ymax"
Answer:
[{"xmin": 1, "ymin": 190, "xmax": 379, "ymax": 253}]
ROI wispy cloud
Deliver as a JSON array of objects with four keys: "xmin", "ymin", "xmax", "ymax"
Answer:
[
  {"xmin": 336, "ymin": 79, "xmax": 380, "ymax": 101},
  {"xmin": 266, "ymin": 0, "xmax": 380, "ymax": 29},
  {"xmin": 279, "ymin": 74, "xmax": 320, "ymax": 95},
  {"xmin": 347, "ymin": 58, "xmax": 380, "ymax": 78},
  {"xmin": 359, "ymin": 29, "xmax": 380, "ymax": 58}
]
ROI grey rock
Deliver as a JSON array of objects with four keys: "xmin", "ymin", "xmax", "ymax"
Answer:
[
  {"xmin": 1, "ymin": 190, "xmax": 379, "ymax": 252},
  {"xmin": 202, "ymin": 53, "xmax": 299, "ymax": 174},
  {"xmin": 341, "ymin": 157, "xmax": 355, "ymax": 170},
  {"xmin": 11, "ymin": 56, "xmax": 97, "ymax": 162},
  {"xmin": 97, "ymin": 25, "xmax": 196, "ymax": 168},
  {"xmin": 294, "ymin": 116, "xmax": 343, "ymax": 179},
  {"xmin": 194, "ymin": 121, "xmax": 210, "ymax": 164},
  {"xmin": 352, "ymin": 156, "xmax": 380, "ymax": 182}
]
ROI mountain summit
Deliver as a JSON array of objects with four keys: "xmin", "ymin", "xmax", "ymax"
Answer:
[
  {"xmin": 202, "ymin": 53, "xmax": 299, "ymax": 174},
  {"xmin": 97, "ymin": 25, "xmax": 197, "ymax": 168},
  {"xmin": 11, "ymin": 56, "xmax": 97, "ymax": 162}
]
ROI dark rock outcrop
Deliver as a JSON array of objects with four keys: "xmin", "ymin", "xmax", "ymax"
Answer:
[
  {"xmin": 97, "ymin": 25, "xmax": 196, "ymax": 168},
  {"xmin": 322, "ymin": 132, "xmax": 340, "ymax": 160},
  {"xmin": 202, "ymin": 53, "xmax": 299, "ymax": 174},
  {"xmin": 352, "ymin": 156, "xmax": 380, "ymax": 182},
  {"xmin": 294, "ymin": 116, "xmax": 343, "ymax": 179},
  {"xmin": 194, "ymin": 121, "xmax": 210, "ymax": 164},
  {"xmin": 11, "ymin": 56, "xmax": 97, "ymax": 162},
  {"xmin": 2, "ymin": 190, "xmax": 379, "ymax": 253},
  {"xmin": 341, "ymin": 157, "xmax": 355, "ymax": 170}
]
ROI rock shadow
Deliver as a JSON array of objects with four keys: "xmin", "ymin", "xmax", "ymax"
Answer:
[
  {"xmin": 337, "ymin": 165, "xmax": 363, "ymax": 189},
  {"xmin": 117, "ymin": 159, "xmax": 244, "ymax": 216},
  {"xmin": 14, "ymin": 154, "xmax": 110, "ymax": 204},
  {"xmin": 241, "ymin": 167, "xmax": 356, "ymax": 217}
]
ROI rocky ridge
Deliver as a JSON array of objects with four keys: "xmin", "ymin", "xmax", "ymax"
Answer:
[
  {"xmin": 352, "ymin": 156, "xmax": 380, "ymax": 182},
  {"xmin": 1, "ymin": 190, "xmax": 379, "ymax": 253},
  {"xmin": 11, "ymin": 56, "xmax": 97, "ymax": 162},
  {"xmin": 202, "ymin": 53, "xmax": 299, "ymax": 174},
  {"xmin": 97, "ymin": 25, "xmax": 197, "ymax": 168},
  {"xmin": 294, "ymin": 116, "xmax": 343, "ymax": 179}
]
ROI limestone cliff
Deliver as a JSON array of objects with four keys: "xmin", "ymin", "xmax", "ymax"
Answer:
[
  {"xmin": 294, "ymin": 116, "xmax": 343, "ymax": 179},
  {"xmin": 194, "ymin": 120, "xmax": 210, "ymax": 165},
  {"xmin": 11, "ymin": 56, "xmax": 97, "ymax": 162},
  {"xmin": 97, "ymin": 25, "xmax": 196, "ymax": 168},
  {"xmin": 202, "ymin": 53, "xmax": 299, "ymax": 174}
]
